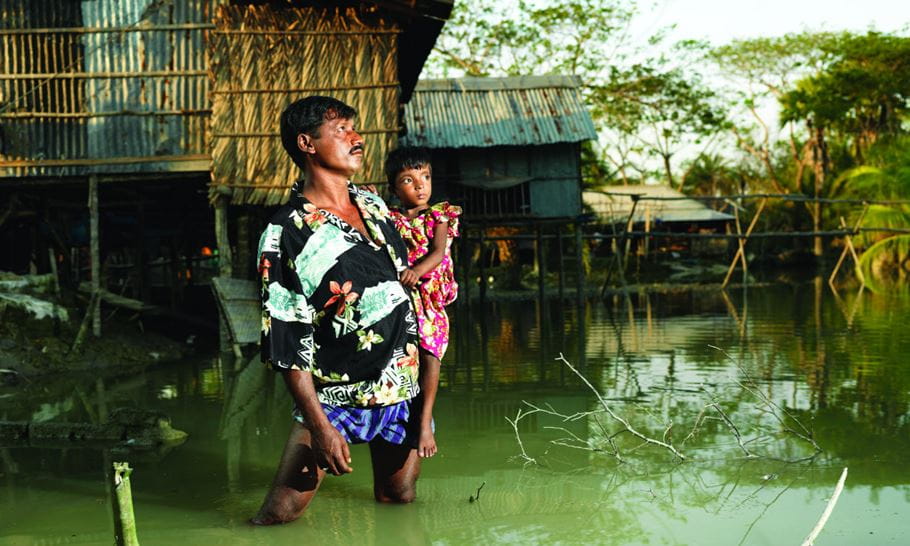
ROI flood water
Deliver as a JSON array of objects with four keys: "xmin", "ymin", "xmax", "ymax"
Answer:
[{"xmin": 2, "ymin": 280, "xmax": 909, "ymax": 545}]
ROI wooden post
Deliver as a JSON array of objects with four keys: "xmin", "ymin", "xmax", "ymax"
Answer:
[
  {"xmin": 722, "ymin": 198, "xmax": 767, "ymax": 289},
  {"xmin": 135, "ymin": 199, "xmax": 147, "ymax": 302},
  {"xmin": 47, "ymin": 248, "xmax": 60, "ymax": 295},
  {"xmin": 478, "ymin": 227, "xmax": 487, "ymax": 301},
  {"xmin": 89, "ymin": 174, "xmax": 101, "ymax": 337},
  {"xmin": 536, "ymin": 224, "xmax": 546, "ymax": 302},
  {"xmin": 214, "ymin": 195, "xmax": 233, "ymax": 278},
  {"xmin": 459, "ymin": 224, "xmax": 470, "ymax": 305},
  {"xmin": 643, "ymin": 204, "xmax": 651, "ymax": 258},
  {"xmin": 575, "ymin": 220, "xmax": 585, "ymax": 306},
  {"xmin": 111, "ymin": 462, "xmax": 140, "ymax": 546},
  {"xmin": 556, "ymin": 227, "xmax": 565, "ymax": 301},
  {"xmin": 236, "ymin": 208, "xmax": 251, "ymax": 280},
  {"xmin": 214, "ymin": 194, "xmax": 233, "ymax": 353},
  {"xmin": 828, "ymin": 205, "xmax": 868, "ymax": 287}
]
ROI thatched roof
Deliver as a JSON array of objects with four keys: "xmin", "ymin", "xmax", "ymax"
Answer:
[{"xmin": 584, "ymin": 185, "xmax": 734, "ymax": 224}]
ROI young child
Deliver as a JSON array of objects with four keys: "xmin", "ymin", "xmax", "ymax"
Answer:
[{"xmin": 385, "ymin": 146, "xmax": 461, "ymax": 458}]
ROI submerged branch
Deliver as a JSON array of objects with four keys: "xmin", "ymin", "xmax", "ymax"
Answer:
[
  {"xmin": 555, "ymin": 353, "xmax": 686, "ymax": 461},
  {"xmin": 801, "ymin": 467, "xmax": 848, "ymax": 546}
]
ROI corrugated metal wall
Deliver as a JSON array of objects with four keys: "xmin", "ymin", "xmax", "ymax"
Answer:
[{"xmin": 0, "ymin": 0, "xmax": 212, "ymax": 178}]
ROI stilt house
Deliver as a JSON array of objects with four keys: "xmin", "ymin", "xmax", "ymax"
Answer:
[
  {"xmin": 400, "ymin": 75, "xmax": 598, "ymax": 222},
  {"xmin": 0, "ymin": 1, "xmax": 452, "ymax": 314}
]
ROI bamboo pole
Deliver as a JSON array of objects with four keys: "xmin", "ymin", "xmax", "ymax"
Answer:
[
  {"xmin": 214, "ymin": 196, "xmax": 233, "ymax": 278},
  {"xmin": 556, "ymin": 229, "xmax": 565, "ymax": 301},
  {"xmin": 575, "ymin": 221, "xmax": 585, "ymax": 307},
  {"xmin": 0, "ymin": 70, "xmax": 207, "ymax": 79},
  {"xmin": 828, "ymin": 206, "xmax": 868, "ymax": 287},
  {"xmin": 210, "ymin": 82, "xmax": 398, "ymax": 95},
  {"xmin": 69, "ymin": 291, "xmax": 100, "ymax": 354},
  {"xmin": 536, "ymin": 224, "xmax": 545, "ymax": 301},
  {"xmin": 722, "ymin": 198, "xmax": 767, "ymax": 289},
  {"xmin": 0, "ymin": 110, "xmax": 211, "ymax": 119},
  {"xmin": 0, "ymin": 154, "xmax": 209, "ymax": 168},
  {"xmin": 211, "ymin": 29, "xmax": 400, "ymax": 35},
  {"xmin": 211, "ymin": 128, "xmax": 399, "ymax": 138},
  {"xmin": 89, "ymin": 174, "xmax": 101, "ymax": 337},
  {"xmin": 0, "ymin": 23, "xmax": 214, "ymax": 35},
  {"xmin": 111, "ymin": 462, "xmax": 140, "ymax": 546}
]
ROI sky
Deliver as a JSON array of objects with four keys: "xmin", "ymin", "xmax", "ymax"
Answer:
[{"xmin": 638, "ymin": 0, "xmax": 910, "ymax": 45}]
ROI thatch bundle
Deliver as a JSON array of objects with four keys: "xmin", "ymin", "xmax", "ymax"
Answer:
[{"xmin": 209, "ymin": 4, "xmax": 400, "ymax": 206}]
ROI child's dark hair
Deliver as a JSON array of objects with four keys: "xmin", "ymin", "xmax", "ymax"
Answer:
[
  {"xmin": 385, "ymin": 146, "xmax": 432, "ymax": 187},
  {"xmin": 280, "ymin": 96, "xmax": 357, "ymax": 169}
]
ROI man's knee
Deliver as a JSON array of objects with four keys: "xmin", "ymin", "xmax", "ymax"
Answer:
[{"xmin": 375, "ymin": 482, "xmax": 417, "ymax": 503}]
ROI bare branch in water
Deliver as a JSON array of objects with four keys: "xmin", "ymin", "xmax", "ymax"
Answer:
[
  {"xmin": 709, "ymin": 402, "xmax": 756, "ymax": 458},
  {"xmin": 505, "ymin": 407, "xmax": 540, "ymax": 466},
  {"xmin": 555, "ymin": 353, "xmax": 687, "ymax": 461},
  {"xmin": 801, "ymin": 467, "xmax": 848, "ymax": 546}
]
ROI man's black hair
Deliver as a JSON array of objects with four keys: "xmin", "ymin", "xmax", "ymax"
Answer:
[
  {"xmin": 385, "ymin": 146, "xmax": 433, "ymax": 187},
  {"xmin": 280, "ymin": 96, "xmax": 357, "ymax": 169}
]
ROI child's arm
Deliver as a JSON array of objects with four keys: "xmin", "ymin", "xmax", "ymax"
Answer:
[{"xmin": 410, "ymin": 221, "xmax": 449, "ymax": 279}]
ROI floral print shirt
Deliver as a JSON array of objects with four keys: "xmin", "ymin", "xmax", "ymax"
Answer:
[{"xmin": 258, "ymin": 181, "xmax": 420, "ymax": 407}]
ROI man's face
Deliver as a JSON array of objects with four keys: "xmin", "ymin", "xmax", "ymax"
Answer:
[{"xmin": 300, "ymin": 116, "xmax": 364, "ymax": 177}]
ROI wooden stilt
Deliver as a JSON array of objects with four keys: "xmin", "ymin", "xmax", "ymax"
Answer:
[
  {"xmin": 556, "ymin": 228, "xmax": 565, "ymax": 301},
  {"xmin": 643, "ymin": 203, "xmax": 651, "ymax": 258},
  {"xmin": 575, "ymin": 221, "xmax": 585, "ymax": 306},
  {"xmin": 135, "ymin": 199, "xmax": 147, "ymax": 302},
  {"xmin": 236, "ymin": 208, "xmax": 251, "ymax": 280},
  {"xmin": 478, "ymin": 226, "xmax": 486, "ymax": 301},
  {"xmin": 89, "ymin": 174, "xmax": 101, "ymax": 337},
  {"xmin": 828, "ymin": 205, "xmax": 868, "ymax": 287},
  {"xmin": 214, "ymin": 195, "xmax": 233, "ymax": 278},
  {"xmin": 536, "ymin": 224, "xmax": 545, "ymax": 302},
  {"xmin": 214, "ymin": 194, "xmax": 233, "ymax": 353},
  {"xmin": 722, "ymin": 198, "xmax": 767, "ymax": 289},
  {"xmin": 111, "ymin": 462, "xmax": 140, "ymax": 546}
]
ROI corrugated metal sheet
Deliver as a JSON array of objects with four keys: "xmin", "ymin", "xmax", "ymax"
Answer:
[
  {"xmin": 401, "ymin": 75, "xmax": 598, "ymax": 148},
  {"xmin": 584, "ymin": 185, "xmax": 735, "ymax": 224},
  {"xmin": 0, "ymin": 0, "xmax": 211, "ymax": 178}
]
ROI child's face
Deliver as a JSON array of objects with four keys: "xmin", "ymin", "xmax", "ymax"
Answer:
[{"xmin": 394, "ymin": 164, "xmax": 432, "ymax": 209}]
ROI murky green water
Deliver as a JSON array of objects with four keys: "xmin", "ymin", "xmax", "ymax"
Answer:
[{"xmin": 3, "ymin": 280, "xmax": 910, "ymax": 545}]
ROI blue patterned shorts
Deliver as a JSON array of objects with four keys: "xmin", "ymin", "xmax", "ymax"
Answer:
[{"xmin": 293, "ymin": 399, "xmax": 428, "ymax": 448}]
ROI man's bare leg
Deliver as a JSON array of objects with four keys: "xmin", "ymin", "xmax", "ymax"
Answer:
[
  {"xmin": 369, "ymin": 439, "xmax": 421, "ymax": 503},
  {"xmin": 251, "ymin": 421, "xmax": 326, "ymax": 525}
]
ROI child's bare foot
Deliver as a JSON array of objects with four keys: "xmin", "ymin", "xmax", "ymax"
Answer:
[{"xmin": 418, "ymin": 425, "xmax": 437, "ymax": 458}]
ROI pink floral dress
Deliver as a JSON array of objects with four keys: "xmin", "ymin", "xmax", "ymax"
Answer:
[{"xmin": 390, "ymin": 202, "xmax": 461, "ymax": 360}]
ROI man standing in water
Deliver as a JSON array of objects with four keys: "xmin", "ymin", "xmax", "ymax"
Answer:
[{"xmin": 252, "ymin": 96, "xmax": 423, "ymax": 525}]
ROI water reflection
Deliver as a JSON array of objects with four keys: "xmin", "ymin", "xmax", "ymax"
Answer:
[{"xmin": 2, "ymin": 280, "xmax": 910, "ymax": 544}]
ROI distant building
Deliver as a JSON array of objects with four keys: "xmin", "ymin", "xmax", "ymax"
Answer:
[
  {"xmin": 584, "ymin": 185, "xmax": 735, "ymax": 256},
  {"xmin": 401, "ymin": 75, "xmax": 598, "ymax": 221},
  {"xmin": 584, "ymin": 185, "xmax": 734, "ymax": 226}
]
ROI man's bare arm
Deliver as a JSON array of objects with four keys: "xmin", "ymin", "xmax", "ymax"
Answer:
[{"xmin": 282, "ymin": 369, "xmax": 352, "ymax": 475}]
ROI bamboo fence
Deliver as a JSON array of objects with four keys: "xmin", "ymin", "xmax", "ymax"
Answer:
[{"xmin": 208, "ymin": 5, "xmax": 401, "ymax": 206}]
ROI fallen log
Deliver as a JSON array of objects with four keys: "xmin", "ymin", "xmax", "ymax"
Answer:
[{"xmin": 0, "ymin": 408, "xmax": 188, "ymax": 450}]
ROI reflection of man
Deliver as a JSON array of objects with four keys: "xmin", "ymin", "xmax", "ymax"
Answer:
[{"xmin": 252, "ymin": 96, "xmax": 422, "ymax": 525}]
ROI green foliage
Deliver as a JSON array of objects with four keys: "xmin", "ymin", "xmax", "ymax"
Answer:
[
  {"xmin": 426, "ymin": 0, "xmax": 727, "ymax": 186},
  {"xmin": 778, "ymin": 32, "xmax": 910, "ymax": 159},
  {"xmin": 858, "ymin": 234, "xmax": 910, "ymax": 293}
]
